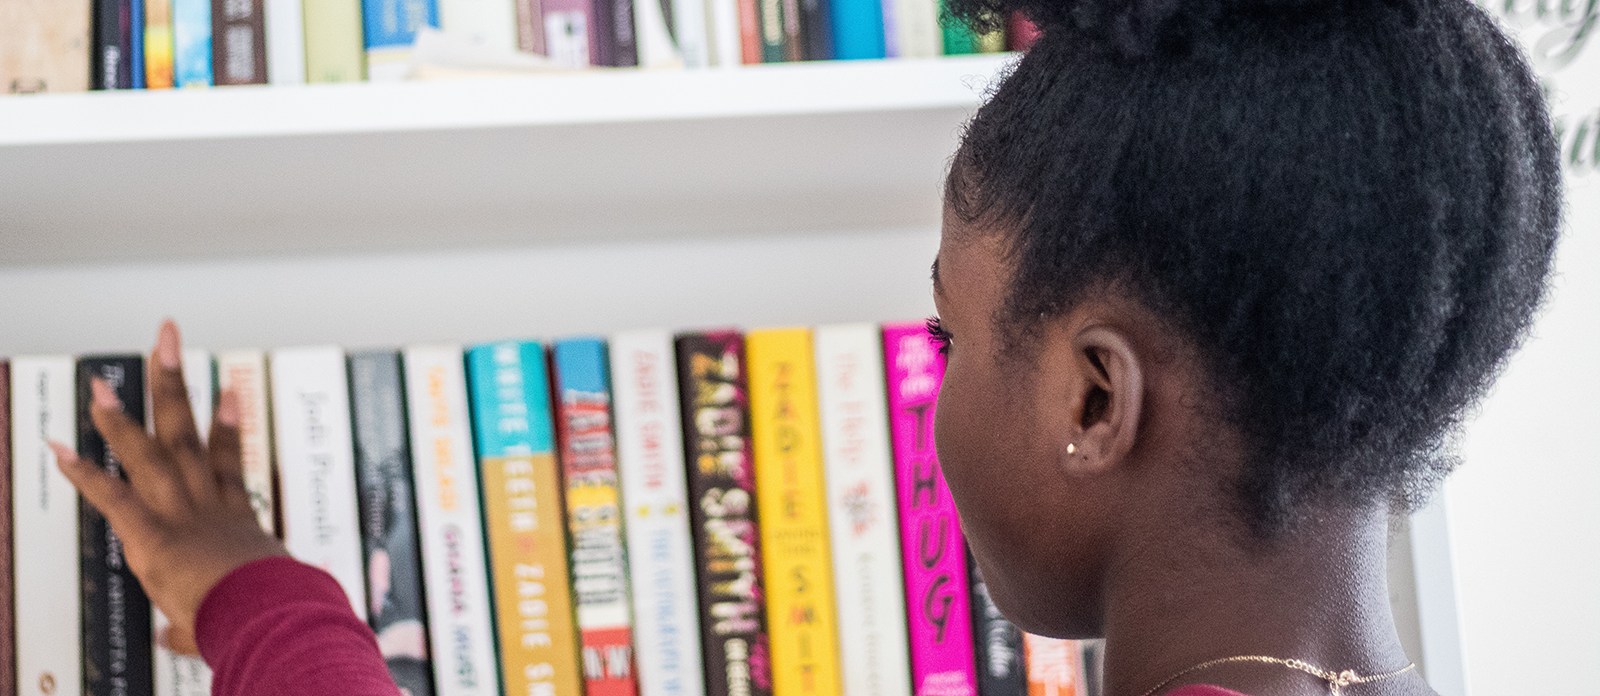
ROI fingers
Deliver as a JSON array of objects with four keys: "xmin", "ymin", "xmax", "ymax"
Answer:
[
  {"xmin": 207, "ymin": 390, "xmax": 248, "ymax": 495},
  {"xmin": 149, "ymin": 320, "xmax": 204, "ymax": 458},
  {"xmin": 51, "ymin": 441, "xmax": 146, "ymax": 532},
  {"xmin": 89, "ymin": 379, "xmax": 186, "ymax": 509}
]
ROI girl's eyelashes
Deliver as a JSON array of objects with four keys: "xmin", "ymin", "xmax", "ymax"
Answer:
[{"xmin": 925, "ymin": 316, "xmax": 953, "ymax": 355}]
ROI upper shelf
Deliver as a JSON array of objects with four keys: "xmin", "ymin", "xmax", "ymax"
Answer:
[{"xmin": 0, "ymin": 55, "xmax": 1014, "ymax": 266}]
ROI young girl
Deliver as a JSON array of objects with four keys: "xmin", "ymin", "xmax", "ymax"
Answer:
[{"xmin": 55, "ymin": 0, "xmax": 1560, "ymax": 694}]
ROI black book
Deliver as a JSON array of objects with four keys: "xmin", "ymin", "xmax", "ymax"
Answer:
[
  {"xmin": 347, "ymin": 351, "xmax": 434, "ymax": 696},
  {"xmin": 798, "ymin": 0, "xmax": 833, "ymax": 60},
  {"xmin": 675, "ymin": 331, "xmax": 773, "ymax": 696},
  {"xmin": 77, "ymin": 355, "xmax": 153, "ymax": 696},
  {"xmin": 591, "ymin": 0, "xmax": 639, "ymax": 66},
  {"xmin": 969, "ymin": 550, "xmax": 1026, "ymax": 696},
  {"xmin": 91, "ymin": 0, "xmax": 133, "ymax": 89}
]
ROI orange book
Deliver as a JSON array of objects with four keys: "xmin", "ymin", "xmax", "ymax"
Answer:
[{"xmin": 1024, "ymin": 635, "xmax": 1087, "ymax": 696}]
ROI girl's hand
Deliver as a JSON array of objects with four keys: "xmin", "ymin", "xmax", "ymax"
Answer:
[{"xmin": 51, "ymin": 320, "xmax": 287, "ymax": 656}]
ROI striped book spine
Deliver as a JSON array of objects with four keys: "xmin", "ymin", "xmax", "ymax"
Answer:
[
  {"xmin": 814, "ymin": 324, "xmax": 912, "ymax": 696},
  {"xmin": 611, "ymin": 330, "xmax": 707, "ymax": 696},
  {"xmin": 269, "ymin": 347, "xmax": 368, "ymax": 617},
  {"xmin": 403, "ymin": 345, "xmax": 499, "ymax": 696},
  {"xmin": 11, "ymin": 357, "xmax": 81, "ymax": 696},
  {"xmin": 78, "ymin": 355, "xmax": 154, "ymax": 696},
  {"xmin": 465, "ymin": 341, "xmax": 583, "ymax": 696},
  {"xmin": 883, "ymin": 322, "xmax": 977, "ymax": 696},
  {"xmin": 217, "ymin": 350, "xmax": 277, "ymax": 534},
  {"xmin": 348, "ymin": 351, "xmax": 434, "ymax": 696},
  {"xmin": 154, "ymin": 350, "xmax": 216, "ymax": 696},
  {"xmin": 552, "ymin": 339, "xmax": 640, "ymax": 696},
  {"xmin": 676, "ymin": 330, "xmax": 773, "ymax": 696},
  {"xmin": 746, "ymin": 328, "xmax": 843, "ymax": 696},
  {"xmin": 970, "ymin": 552, "xmax": 1025, "ymax": 696}
]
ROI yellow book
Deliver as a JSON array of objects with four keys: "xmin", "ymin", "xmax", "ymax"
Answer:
[
  {"xmin": 468, "ymin": 342, "xmax": 585, "ymax": 696},
  {"xmin": 144, "ymin": 0, "xmax": 174, "ymax": 88},
  {"xmin": 303, "ymin": 0, "xmax": 366, "ymax": 82},
  {"xmin": 747, "ymin": 328, "xmax": 843, "ymax": 696}
]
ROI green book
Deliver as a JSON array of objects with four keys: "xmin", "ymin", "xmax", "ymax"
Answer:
[{"xmin": 304, "ymin": 0, "xmax": 366, "ymax": 82}]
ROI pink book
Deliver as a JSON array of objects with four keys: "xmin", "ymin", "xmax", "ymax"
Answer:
[{"xmin": 883, "ymin": 321, "xmax": 979, "ymax": 696}]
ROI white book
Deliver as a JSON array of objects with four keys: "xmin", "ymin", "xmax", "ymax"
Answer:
[
  {"xmin": 440, "ymin": 0, "xmax": 519, "ymax": 51},
  {"xmin": 264, "ymin": 0, "xmax": 307, "ymax": 84},
  {"xmin": 269, "ymin": 346, "xmax": 367, "ymax": 619},
  {"xmin": 669, "ymin": 0, "xmax": 710, "ymax": 68},
  {"xmin": 633, "ymin": 0, "xmax": 684, "ymax": 68},
  {"xmin": 814, "ymin": 324, "xmax": 914, "ymax": 696},
  {"xmin": 610, "ymin": 331, "xmax": 707, "ymax": 696},
  {"xmin": 706, "ymin": 0, "xmax": 741, "ymax": 67},
  {"xmin": 882, "ymin": 0, "xmax": 938, "ymax": 57},
  {"xmin": 217, "ymin": 350, "xmax": 277, "ymax": 534},
  {"xmin": 403, "ymin": 345, "xmax": 499, "ymax": 696},
  {"xmin": 154, "ymin": 349, "xmax": 216, "ymax": 696},
  {"xmin": 11, "ymin": 356, "xmax": 82, "ymax": 696}
]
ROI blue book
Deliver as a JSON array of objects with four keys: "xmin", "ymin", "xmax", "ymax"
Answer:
[
  {"xmin": 362, "ymin": 0, "xmax": 439, "ymax": 80},
  {"xmin": 172, "ymin": 0, "xmax": 212, "ymax": 87},
  {"xmin": 830, "ymin": 0, "xmax": 885, "ymax": 59},
  {"xmin": 130, "ymin": 0, "xmax": 145, "ymax": 87}
]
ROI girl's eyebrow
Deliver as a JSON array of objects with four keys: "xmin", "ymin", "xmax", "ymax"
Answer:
[{"xmin": 931, "ymin": 257, "xmax": 945, "ymax": 298}]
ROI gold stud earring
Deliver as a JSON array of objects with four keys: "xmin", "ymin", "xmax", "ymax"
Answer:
[{"xmin": 1066, "ymin": 443, "xmax": 1077, "ymax": 454}]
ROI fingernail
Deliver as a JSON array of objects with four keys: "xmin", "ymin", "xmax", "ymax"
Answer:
[
  {"xmin": 47, "ymin": 441, "xmax": 76, "ymax": 464},
  {"xmin": 216, "ymin": 390, "xmax": 240, "ymax": 427},
  {"xmin": 157, "ymin": 320, "xmax": 181, "ymax": 370},
  {"xmin": 91, "ymin": 378, "xmax": 122, "ymax": 411}
]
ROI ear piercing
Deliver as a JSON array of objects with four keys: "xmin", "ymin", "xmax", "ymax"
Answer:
[{"xmin": 1066, "ymin": 443, "xmax": 1077, "ymax": 454}]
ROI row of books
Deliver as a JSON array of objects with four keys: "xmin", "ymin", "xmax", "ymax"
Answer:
[
  {"xmin": 0, "ymin": 0, "xmax": 1038, "ymax": 94},
  {"xmin": 2, "ymin": 322, "xmax": 1100, "ymax": 696}
]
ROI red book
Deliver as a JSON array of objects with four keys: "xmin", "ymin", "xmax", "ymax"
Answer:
[{"xmin": 1006, "ymin": 12, "xmax": 1038, "ymax": 52}]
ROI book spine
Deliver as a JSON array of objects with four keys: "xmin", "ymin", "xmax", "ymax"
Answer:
[
  {"xmin": 263, "ymin": 0, "xmax": 305, "ymax": 83},
  {"xmin": 347, "ymin": 351, "xmax": 434, "ymax": 696},
  {"xmin": 304, "ymin": 0, "xmax": 367, "ymax": 82},
  {"xmin": 93, "ymin": 0, "xmax": 134, "ymax": 89},
  {"xmin": 0, "ymin": 1, "xmax": 92, "ymax": 93},
  {"xmin": 825, "ymin": 0, "xmax": 881, "ymax": 59},
  {"xmin": 542, "ymin": 0, "xmax": 591, "ymax": 67},
  {"xmin": 938, "ymin": 0, "xmax": 975, "ymax": 56},
  {"xmin": 402, "ymin": 345, "xmax": 499, "ymax": 696},
  {"xmin": 77, "ymin": 355, "xmax": 154, "ymax": 696},
  {"xmin": 514, "ymin": 0, "xmax": 546, "ymax": 53},
  {"xmin": 883, "ymin": 0, "xmax": 935, "ymax": 56},
  {"xmin": 610, "ymin": 331, "xmax": 707, "ymax": 696},
  {"xmin": 779, "ymin": 0, "xmax": 798, "ymax": 59},
  {"xmin": 211, "ymin": 0, "xmax": 267, "ymax": 84},
  {"xmin": 154, "ymin": 350, "xmax": 215, "ymax": 696},
  {"xmin": 756, "ymin": 0, "xmax": 783, "ymax": 61},
  {"xmin": 736, "ymin": 0, "xmax": 758, "ymax": 63},
  {"xmin": 363, "ymin": 0, "xmax": 439, "ymax": 80},
  {"xmin": 746, "ymin": 328, "xmax": 843, "ymax": 696},
  {"xmin": 883, "ymin": 322, "xmax": 977, "ymax": 696},
  {"xmin": 268, "ymin": 346, "xmax": 368, "ymax": 617},
  {"xmin": 440, "ymin": 0, "xmax": 519, "ymax": 49},
  {"xmin": 969, "ymin": 554, "xmax": 1025, "ymax": 696},
  {"xmin": 675, "ymin": 331, "xmax": 774, "ymax": 696},
  {"xmin": 975, "ymin": 24, "xmax": 1003, "ymax": 52},
  {"xmin": 131, "ymin": 0, "xmax": 147, "ymax": 87},
  {"xmin": 0, "ymin": 361, "xmax": 11, "ymax": 696},
  {"xmin": 668, "ymin": 0, "xmax": 708, "ymax": 67},
  {"xmin": 552, "ymin": 339, "xmax": 640, "ymax": 696},
  {"xmin": 632, "ymin": 0, "xmax": 681, "ymax": 67},
  {"xmin": 587, "ymin": 0, "xmax": 637, "ymax": 66},
  {"xmin": 216, "ymin": 350, "xmax": 277, "ymax": 534},
  {"xmin": 466, "ymin": 342, "xmax": 583, "ymax": 696},
  {"xmin": 813, "ymin": 324, "xmax": 913, "ymax": 696},
  {"xmin": 1003, "ymin": 11, "xmax": 1034, "ymax": 52},
  {"xmin": 1022, "ymin": 635, "xmax": 1086, "ymax": 696},
  {"xmin": 11, "ymin": 357, "xmax": 82, "ymax": 696},
  {"xmin": 172, "ymin": 0, "xmax": 213, "ymax": 86},
  {"xmin": 706, "ymin": 0, "xmax": 739, "ymax": 67},
  {"xmin": 146, "ymin": 0, "xmax": 175, "ymax": 87},
  {"xmin": 797, "ymin": 0, "xmax": 829, "ymax": 59}
]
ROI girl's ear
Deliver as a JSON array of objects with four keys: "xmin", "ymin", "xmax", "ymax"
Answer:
[{"xmin": 1058, "ymin": 325, "xmax": 1143, "ymax": 477}]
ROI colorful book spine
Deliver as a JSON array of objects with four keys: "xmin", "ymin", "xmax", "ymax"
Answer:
[
  {"xmin": 212, "ymin": 0, "xmax": 267, "ymax": 84},
  {"xmin": 11, "ymin": 356, "xmax": 81, "ymax": 696},
  {"xmin": 263, "ymin": 0, "xmax": 305, "ymax": 84},
  {"xmin": 216, "ymin": 350, "xmax": 277, "ymax": 534},
  {"xmin": 0, "ymin": 1, "xmax": 92, "ymax": 93},
  {"xmin": 883, "ymin": 322, "xmax": 977, "ymax": 696},
  {"xmin": 514, "ymin": 0, "xmax": 546, "ymax": 53},
  {"xmin": 304, "ymin": 0, "xmax": 367, "ymax": 82},
  {"xmin": 881, "ymin": 0, "xmax": 937, "ymax": 57},
  {"xmin": 542, "ymin": 0, "xmax": 591, "ymax": 67},
  {"xmin": 153, "ymin": 349, "xmax": 216, "ymax": 696},
  {"xmin": 0, "ymin": 361, "xmax": 12, "ymax": 696},
  {"xmin": 813, "ymin": 324, "xmax": 912, "ymax": 696},
  {"xmin": 146, "ymin": 0, "xmax": 175, "ymax": 87},
  {"xmin": 466, "ymin": 342, "xmax": 583, "ymax": 696},
  {"xmin": 797, "ymin": 0, "xmax": 830, "ymax": 59},
  {"xmin": 938, "ymin": 3, "xmax": 975, "ymax": 56},
  {"xmin": 363, "ymin": 0, "xmax": 439, "ymax": 80},
  {"xmin": 969, "ymin": 553, "xmax": 1025, "ymax": 696},
  {"xmin": 746, "ymin": 328, "xmax": 843, "ymax": 696},
  {"xmin": 172, "ymin": 0, "xmax": 212, "ymax": 86},
  {"xmin": 631, "ymin": 0, "xmax": 681, "ymax": 67},
  {"xmin": 589, "ymin": 0, "xmax": 637, "ymax": 65},
  {"xmin": 348, "ymin": 351, "xmax": 434, "ymax": 696},
  {"xmin": 736, "ymin": 0, "xmax": 758, "ymax": 63},
  {"xmin": 1023, "ymin": 636, "xmax": 1086, "ymax": 696},
  {"xmin": 77, "ymin": 355, "xmax": 154, "ymax": 696},
  {"xmin": 756, "ymin": 0, "xmax": 785, "ymax": 62},
  {"xmin": 669, "ymin": 0, "xmax": 709, "ymax": 67},
  {"xmin": 826, "ymin": 0, "xmax": 882, "ymax": 59},
  {"xmin": 93, "ymin": 0, "xmax": 135, "ymax": 89},
  {"xmin": 611, "ymin": 330, "xmax": 707, "ymax": 696},
  {"xmin": 402, "ymin": 345, "xmax": 499, "ymax": 696},
  {"xmin": 676, "ymin": 331, "xmax": 774, "ymax": 696},
  {"xmin": 440, "ymin": 0, "xmax": 519, "ymax": 50},
  {"xmin": 552, "ymin": 339, "xmax": 640, "ymax": 696},
  {"xmin": 268, "ymin": 346, "xmax": 367, "ymax": 617}
]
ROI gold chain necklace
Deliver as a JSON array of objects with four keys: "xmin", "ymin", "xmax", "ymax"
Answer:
[{"xmin": 1136, "ymin": 655, "xmax": 1417, "ymax": 696}]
